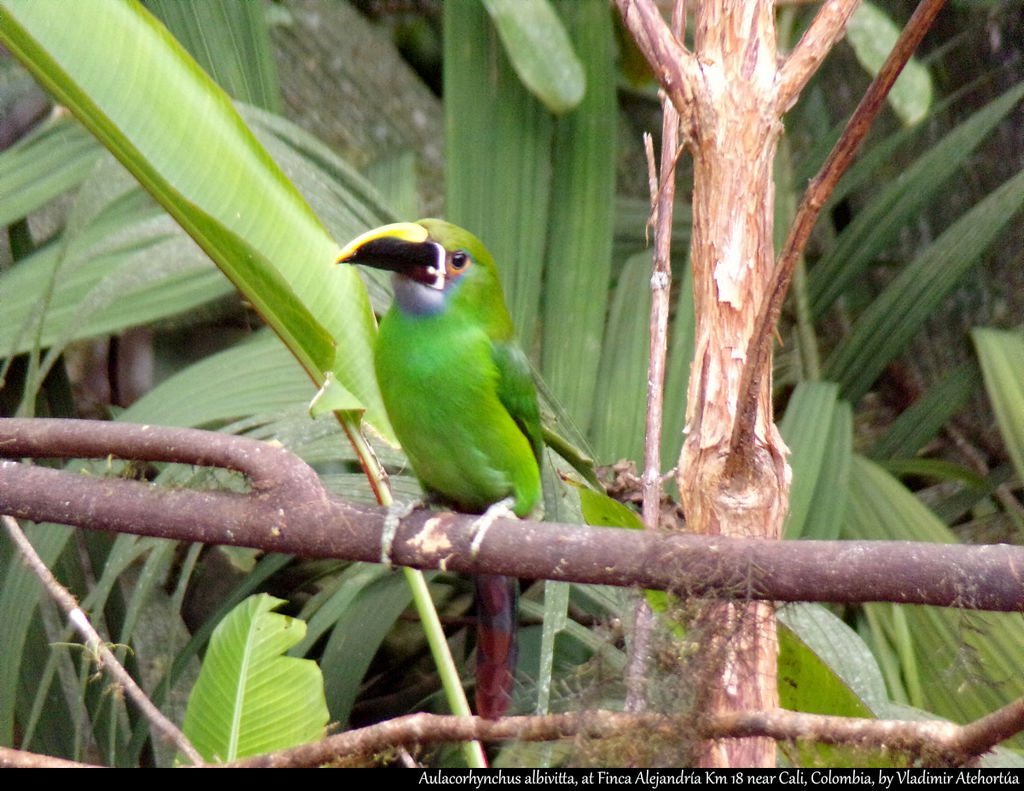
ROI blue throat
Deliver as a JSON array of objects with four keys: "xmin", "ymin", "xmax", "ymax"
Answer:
[{"xmin": 392, "ymin": 273, "xmax": 456, "ymax": 317}]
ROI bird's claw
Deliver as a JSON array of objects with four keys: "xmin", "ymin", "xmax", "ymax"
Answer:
[
  {"xmin": 469, "ymin": 497, "xmax": 518, "ymax": 559},
  {"xmin": 380, "ymin": 500, "xmax": 419, "ymax": 568}
]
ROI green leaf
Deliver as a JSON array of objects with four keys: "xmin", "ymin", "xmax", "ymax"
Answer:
[
  {"xmin": 590, "ymin": 251, "xmax": 653, "ymax": 464},
  {"xmin": 319, "ymin": 571, "xmax": 416, "ymax": 726},
  {"xmin": 0, "ymin": 523, "xmax": 75, "ymax": 747},
  {"xmin": 809, "ymin": 81, "xmax": 1024, "ymax": 320},
  {"xmin": 481, "ymin": 0, "xmax": 585, "ymax": 115},
  {"xmin": 0, "ymin": 116, "xmax": 103, "ymax": 227},
  {"xmin": 868, "ymin": 362, "xmax": 979, "ymax": 460},
  {"xmin": 577, "ymin": 484, "xmax": 644, "ymax": 532},
  {"xmin": 576, "ymin": 483, "xmax": 677, "ymax": 618},
  {"xmin": 182, "ymin": 594, "xmax": 327, "ymax": 763},
  {"xmin": 973, "ymin": 328, "xmax": 1024, "ymax": 486},
  {"xmin": 778, "ymin": 604, "xmax": 886, "ymax": 717},
  {"xmin": 539, "ymin": 0, "xmax": 616, "ymax": 430},
  {"xmin": 778, "ymin": 604, "xmax": 896, "ymax": 767},
  {"xmin": 779, "ymin": 382, "xmax": 849, "ymax": 540},
  {"xmin": 0, "ymin": 0, "xmax": 391, "ymax": 440},
  {"xmin": 535, "ymin": 578, "xmax": 570, "ymax": 734},
  {"xmin": 143, "ymin": 0, "xmax": 281, "ymax": 112},
  {"xmin": 662, "ymin": 256, "xmax": 696, "ymax": 466},
  {"xmin": 1, "ymin": 169, "xmax": 230, "ymax": 359},
  {"xmin": 846, "ymin": 2, "xmax": 932, "ymax": 126},
  {"xmin": 308, "ymin": 372, "xmax": 362, "ymax": 419},
  {"xmin": 444, "ymin": 0, "xmax": 553, "ymax": 340},
  {"xmin": 844, "ymin": 457, "xmax": 1024, "ymax": 740},
  {"xmin": 119, "ymin": 331, "xmax": 312, "ymax": 428},
  {"xmin": 877, "ymin": 458, "xmax": 990, "ymax": 491},
  {"xmin": 823, "ymin": 165, "xmax": 1024, "ymax": 402}
]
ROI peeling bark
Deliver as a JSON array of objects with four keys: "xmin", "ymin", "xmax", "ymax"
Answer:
[{"xmin": 615, "ymin": 0, "xmax": 863, "ymax": 767}]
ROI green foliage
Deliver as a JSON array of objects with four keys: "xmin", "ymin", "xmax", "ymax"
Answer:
[
  {"xmin": 480, "ymin": 0, "xmax": 585, "ymax": 115},
  {"xmin": 0, "ymin": 0, "xmax": 390, "ymax": 437},
  {"xmin": 182, "ymin": 594, "xmax": 328, "ymax": 762},
  {"xmin": 973, "ymin": 329, "xmax": 1024, "ymax": 487},
  {"xmin": 846, "ymin": 1, "xmax": 932, "ymax": 126},
  {"xmin": 1, "ymin": 0, "xmax": 1023, "ymax": 768},
  {"xmin": 779, "ymin": 604, "xmax": 886, "ymax": 719},
  {"xmin": 779, "ymin": 382, "xmax": 852, "ymax": 540}
]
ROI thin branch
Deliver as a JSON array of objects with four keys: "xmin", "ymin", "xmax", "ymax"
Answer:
[
  {"xmin": 1, "ymin": 513, "xmax": 204, "ymax": 766},
  {"xmin": 4, "ymin": 697, "xmax": 1022, "ymax": 767},
  {"xmin": 957, "ymin": 697, "xmax": 1024, "ymax": 758},
  {"xmin": 613, "ymin": 0, "xmax": 700, "ymax": 132},
  {"xmin": 628, "ymin": 0, "xmax": 685, "ymax": 709},
  {"xmin": 730, "ymin": 0, "xmax": 947, "ymax": 459},
  {"xmin": 776, "ymin": 0, "xmax": 861, "ymax": 113},
  {"xmin": 0, "ymin": 745, "xmax": 102, "ymax": 769},
  {"xmin": 224, "ymin": 701, "xmax": 1024, "ymax": 768},
  {"xmin": 3, "ymin": 419, "xmax": 1024, "ymax": 612}
]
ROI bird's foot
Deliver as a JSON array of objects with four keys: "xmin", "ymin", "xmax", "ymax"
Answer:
[
  {"xmin": 469, "ymin": 497, "xmax": 518, "ymax": 559},
  {"xmin": 380, "ymin": 499, "xmax": 420, "ymax": 567}
]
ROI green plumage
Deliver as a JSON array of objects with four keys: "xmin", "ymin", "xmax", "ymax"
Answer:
[
  {"xmin": 349, "ymin": 219, "xmax": 542, "ymax": 517},
  {"xmin": 338, "ymin": 218, "xmax": 543, "ymax": 718},
  {"xmin": 376, "ymin": 319, "xmax": 541, "ymax": 516}
]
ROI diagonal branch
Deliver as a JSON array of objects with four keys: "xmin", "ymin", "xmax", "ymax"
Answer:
[
  {"xmin": 730, "ymin": 0, "xmax": 947, "ymax": 459},
  {"xmin": 1, "ymin": 513, "xmax": 204, "ymax": 766},
  {"xmin": 776, "ymin": 0, "xmax": 861, "ymax": 113},
  {"xmin": 613, "ymin": 0, "xmax": 701, "ymax": 132}
]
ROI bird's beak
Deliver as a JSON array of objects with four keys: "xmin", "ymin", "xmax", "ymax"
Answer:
[{"xmin": 337, "ymin": 222, "xmax": 447, "ymax": 290}]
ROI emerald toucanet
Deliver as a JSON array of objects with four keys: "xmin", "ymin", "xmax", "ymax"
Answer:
[{"xmin": 338, "ymin": 219, "xmax": 543, "ymax": 719}]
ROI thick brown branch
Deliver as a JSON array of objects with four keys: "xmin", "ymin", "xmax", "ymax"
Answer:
[
  {"xmin": 2, "ymin": 419, "xmax": 1024, "ymax": 612},
  {"xmin": 0, "ymin": 745, "xmax": 102, "ymax": 769}
]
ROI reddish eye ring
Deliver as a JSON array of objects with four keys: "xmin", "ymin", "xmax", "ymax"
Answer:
[{"xmin": 450, "ymin": 250, "xmax": 469, "ymax": 272}]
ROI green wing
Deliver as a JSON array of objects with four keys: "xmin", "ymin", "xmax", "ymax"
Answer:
[{"xmin": 491, "ymin": 341, "xmax": 544, "ymax": 465}]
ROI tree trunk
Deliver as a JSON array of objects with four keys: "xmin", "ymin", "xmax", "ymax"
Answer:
[{"xmin": 677, "ymin": 1, "xmax": 790, "ymax": 767}]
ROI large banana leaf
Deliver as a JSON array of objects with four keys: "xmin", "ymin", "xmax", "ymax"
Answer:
[
  {"xmin": 142, "ymin": 0, "xmax": 281, "ymax": 113},
  {"xmin": 0, "ymin": 0, "xmax": 390, "ymax": 441},
  {"xmin": 182, "ymin": 594, "xmax": 329, "ymax": 762}
]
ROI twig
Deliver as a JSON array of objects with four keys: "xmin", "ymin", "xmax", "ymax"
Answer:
[
  {"xmin": 776, "ymin": 0, "xmax": 860, "ymax": 112},
  {"xmin": 1, "ymin": 513, "xmax": 204, "ymax": 766},
  {"xmin": 730, "ymin": 0, "xmax": 948, "ymax": 459},
  {"xmin": 0, "ymin": 745, "xmax": 102, "ymax": 769},
  {"xmin": 224, "ymin": 702, "xmax": 1024, "ymax": 768},
  {"xmin": 614, "ymin": 0, "xmax": 700, "ymax": 134},
  {"xmin": 628, "ymin": 0, "xmax": 686, "ymax": 711}
]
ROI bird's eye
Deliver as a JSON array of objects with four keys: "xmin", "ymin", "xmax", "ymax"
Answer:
[{"xmin": 450, "ymin": 250, "xmax": 470, "ymax": 272}]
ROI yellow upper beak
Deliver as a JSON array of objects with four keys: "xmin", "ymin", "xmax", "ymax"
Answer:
[{"xmin": 336, "ymin": 222, "xmax": 429, "ymax": 263}]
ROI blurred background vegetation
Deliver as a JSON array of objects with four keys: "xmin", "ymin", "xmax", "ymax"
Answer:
[{"xmin": 1, "ymin": 0, "xmax": 1023, "ymax": 767}]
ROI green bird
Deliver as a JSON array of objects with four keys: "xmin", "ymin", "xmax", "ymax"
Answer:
[{"xmin": 337, "ymin": 219, "xmax": 543, "ymax": 719}]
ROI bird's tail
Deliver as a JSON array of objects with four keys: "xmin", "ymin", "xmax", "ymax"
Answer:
[{"xmin": 473, "ymin": 573, "xmax": 519, "ymax": 719}]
